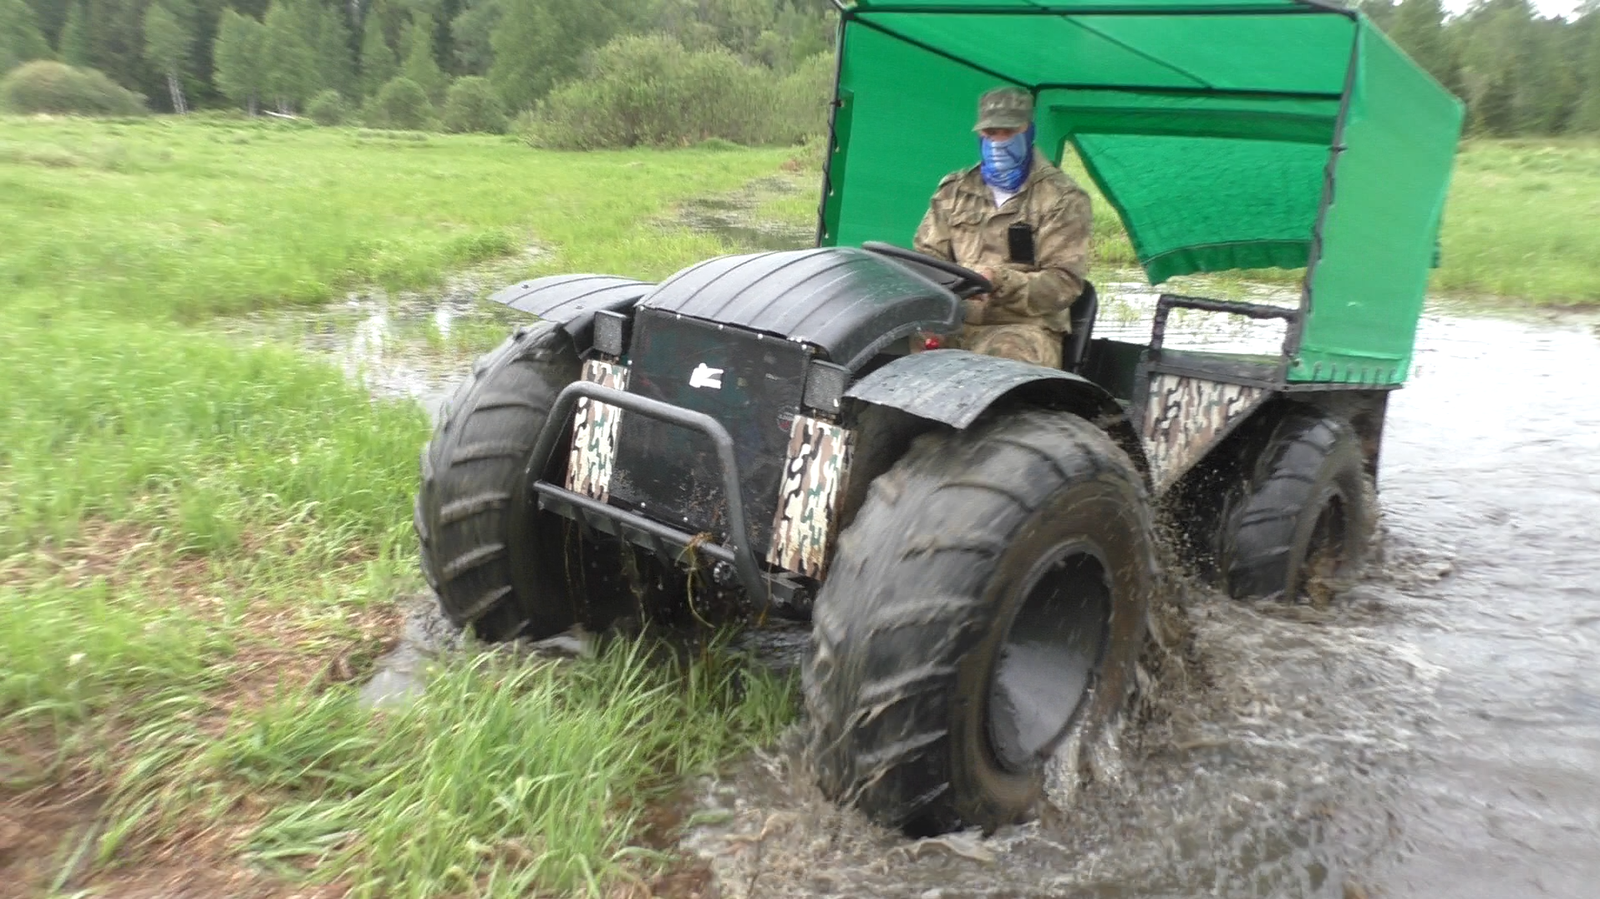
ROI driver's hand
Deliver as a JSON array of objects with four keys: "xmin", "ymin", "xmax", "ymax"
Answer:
[{"xmin": 975, "ymin": 265, "xmax": 996, "ymax": 284}]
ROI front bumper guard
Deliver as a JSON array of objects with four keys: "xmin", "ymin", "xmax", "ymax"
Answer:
[{"xmin": 526, "ymin": 381, "xmax": 803, "ymax": 610}]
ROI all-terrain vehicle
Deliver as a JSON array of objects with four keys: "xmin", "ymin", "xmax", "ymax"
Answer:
[{"xmin": 415, "ymin": 1, "xmax": 1463, "ymax": 836}]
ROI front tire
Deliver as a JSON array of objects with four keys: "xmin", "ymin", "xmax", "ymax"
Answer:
[
  {"xmin": 805, "ymin": 410, "xmax": 1156, "ymax": 835},
  {"xmin": 415, "ymin": 323, "xmax": 581, "ymax": 641}
]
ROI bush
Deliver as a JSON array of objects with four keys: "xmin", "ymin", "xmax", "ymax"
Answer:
[
  {"xmin": 305, "ymin": 90, "xmax": 348, "ymax": 127},
  {"xmin": 441, "ymin": 77, "xmax": 507, "ymax": 134},
  {"xmin": 366, "ymin": 77, "xmax": 434, "ymax": 131},
  {"xmin": 521, "ymin": 35, "xmax": 829, "ymax": 150},
  {"xmin": 0, "ymin": 61, "xmax": 147, "ymax": 116}
]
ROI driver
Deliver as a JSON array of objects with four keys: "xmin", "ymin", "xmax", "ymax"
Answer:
[{"xmin": 913, "ymin": 87, "xmax": 1093, "ymax": 369}]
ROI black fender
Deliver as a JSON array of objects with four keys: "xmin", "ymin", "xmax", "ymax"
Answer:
[
  {"xmin": 488, "ymin": 275, "xmax": 652, "ymax": 351},
  {"xmin": 844, "ymin": 349, "xmax": 1150, "ymax": 482}
]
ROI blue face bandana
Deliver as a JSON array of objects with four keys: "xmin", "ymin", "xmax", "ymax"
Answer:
[{"xmin": 979, "ymin": 126, "xmax": 1033, "ymax": 192}]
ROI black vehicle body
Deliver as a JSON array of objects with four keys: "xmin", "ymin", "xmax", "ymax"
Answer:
[{"xmin": 494, "ymin": 245, "xmax": 1384, "ymax": 613}]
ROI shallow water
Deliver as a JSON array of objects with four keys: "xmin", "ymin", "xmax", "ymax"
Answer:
[
  {"xmin": 287, "ymin": 273, "xmax": 1600, "ymax": 896},
  {"xmin": 675, "ymin": 302, "xmax": 1600, "ymax": 899}
]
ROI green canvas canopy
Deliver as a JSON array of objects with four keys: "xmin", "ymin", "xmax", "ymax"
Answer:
[{"xmin": 817, "ymin": 0, "xmax": 1464, "ymax": 385}]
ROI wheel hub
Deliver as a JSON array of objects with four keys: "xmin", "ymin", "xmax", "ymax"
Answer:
[{"xmin": 987, "ymin": 547, "xmax": 1112, "ymax": 771}]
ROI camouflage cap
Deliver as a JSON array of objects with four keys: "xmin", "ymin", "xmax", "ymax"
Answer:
[{"xmin": 974, "ymin": 87, "xmax": 1033, "ymax": 132}]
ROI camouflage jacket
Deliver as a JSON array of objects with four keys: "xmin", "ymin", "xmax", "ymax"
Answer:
[{"xmin": 913, "ymin": 148, "xmax": 1092, "ymax": 332}]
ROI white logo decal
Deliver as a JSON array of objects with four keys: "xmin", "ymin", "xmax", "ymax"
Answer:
[{"xmin": 689, "ymin": 363, "xmax": 724, "ymax": 390}]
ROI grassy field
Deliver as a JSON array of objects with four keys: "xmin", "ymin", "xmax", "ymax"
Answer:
[
  {"xmin": 0, "ymin": 115, "xmax": 799, "ymax": 898},
  {"xmin": 1434, "ymin": 140, "xmax": 1600, "ymax": 305},
  {"xmin": 2, "ymin": 115, "xmax": 1597, "ymax": 898}
]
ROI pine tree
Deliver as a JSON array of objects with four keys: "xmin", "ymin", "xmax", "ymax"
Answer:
[
  {"xmin": 143, "ymin": 1, "xmax": 195, "ymax": 113},
  {"xmin": 400, "ymin": 12, "xmax": 447, "ymax": 102},
  {"xmin": 214, "ymin": 8, "xmax": 268, "ymax": 115},
  {"xmin": 58, "ymin": 1, "xmax": 92, "ymax": 67},
  {"xmin": 0, "ymin": 0, "xmax": 52, "ymax": 75},
  {"xmin": 359, "ymin": 0, "xmax": 398, "ymax": 98}
]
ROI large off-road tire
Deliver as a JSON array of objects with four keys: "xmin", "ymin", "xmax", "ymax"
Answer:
[
  {"xmin": 805, "ymin": 410, "xmax": 1156, "ymax": 836},
  {"xmin": 1223, "ymin": 410, "xmax": 1373, "ymax": 603},
  {"xmin": 415, "ymin": 322, "xmax": 581, "ymax": 641}
]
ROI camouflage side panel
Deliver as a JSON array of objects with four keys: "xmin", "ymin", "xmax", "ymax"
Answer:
[
  {"xmin": 565, "ymin": 359, "xmax": 630, "ymax": 502},
  {"xmin": 1141, "ymin": 373, "xmax": 1267, "ymax": 490},
  {"xmin": 766, "ymin": 414, "xmax": 854, "ymax": 578}
]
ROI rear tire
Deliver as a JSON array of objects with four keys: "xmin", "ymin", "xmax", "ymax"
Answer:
[
  {"xmin": 805, "ymin": 410, "xmax": 1156, "ymax": 835},
  {"xmin": 415, "ymin": 323, "xmax": 581, "ymax": 641},
  {"xmin": 1223, "ymin": 411, "xmax": 1373, "ymax": 603}
]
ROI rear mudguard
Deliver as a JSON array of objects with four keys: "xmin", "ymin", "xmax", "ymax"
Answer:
[
  {"xmin": 844, "ymin": 349, "xmax": 1150, "ymax": 482},
  {"xmin": 489, "ymin": 274, "xmax": 651, "ymax": 350}
]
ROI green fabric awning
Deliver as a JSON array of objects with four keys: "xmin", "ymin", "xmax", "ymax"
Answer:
[{"xmin": 819, "ymin": 0, "xmax": 1464, "ymax": 383}]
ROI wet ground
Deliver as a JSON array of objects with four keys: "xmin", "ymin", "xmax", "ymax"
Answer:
[{"xmin": 264, "ymin": 220, "xmax": 1600, "ymax": 896}]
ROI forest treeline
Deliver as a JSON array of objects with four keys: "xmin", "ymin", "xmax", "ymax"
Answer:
[{"xmin": 2, "ymin": 0, "xmax": 1600, "ymax": 139}]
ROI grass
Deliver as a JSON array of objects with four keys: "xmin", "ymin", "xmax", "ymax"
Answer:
[
  {"xmin": 1435, "ymin": 139, "xmax": 1600, "ymax": 305},
  {"xmin": 0, "ymin": 114, "xmax": 801, "ymax": 897}
]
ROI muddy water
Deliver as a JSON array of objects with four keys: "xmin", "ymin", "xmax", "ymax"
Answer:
[
  {"xmin": 273, "ymin": 270, "xmax": 1600, "ymax": 896},
  {"xmin": 677, "ymin": 303, "xmax": 1600, "ymax": 899}
]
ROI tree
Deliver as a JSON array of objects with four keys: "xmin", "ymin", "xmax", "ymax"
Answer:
[
  {"xmin": 1453, "ymin": 0, "xmax": 1539, "ymax": 134},
  {"xmin": 143, "ymin": 1, "xmax": 195, "ymax": 113},
  {"xmin": 490, "ymin": 0, "xmax": 628, "ymax": 110},
  {"xmin": 1570, "ymin": 13, "xmax": 1600, "ymax": 132},
  {"xmin": 0, "ymin": 0, "xmax": 52, "ymax": 76},
  {"xmin": 262, "ymin": 0, "xmax": 316, "ymax": 112},
  {"xmin": 1390, "ymin": 0, "xmax": 1457, "ymax": 94},
  {"xmin": 311, "ymin": 2, "xmax": 356, "ymax": 98},
  {"xmin": 359, "ymin": 0, "xmax": 398, "ymax": 97},
  {"xmin": 400, "ymin": 12, "xmax": 446, "ymax": 101},
  {"xmin": 57, "ymin": 1, "xmax": 92, "ymax": 67},
  {"xmin": 441, "ymin": 74, "xmax": 506, "ymax": 131},
  {"xmin": 369, "ymin": 74, "xmax": 432, "ymax": 129},
  {"xmin": 449, "ymin": 0, "xmax": 501, "ymax": 75},
  {"xmin": 214, "ymin": 8, "xmax": 268, "ymax": 114}
]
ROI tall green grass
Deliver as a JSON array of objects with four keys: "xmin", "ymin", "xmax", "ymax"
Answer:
[
  {"xmin": 1435, "ymin": 140, "xmax": 1600, "ymax": 304},
  {"xmin": 0, "ymin": 115, "xmax": 796, "ymax": 321},
  {"xmin": 0, "ymin": 115, "xmax": 801, "ymax": 896}
]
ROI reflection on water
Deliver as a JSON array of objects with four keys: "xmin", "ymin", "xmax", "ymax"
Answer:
[{"xmin": 219, "ymin": 285, "xmax": 523, "ymax": 421}]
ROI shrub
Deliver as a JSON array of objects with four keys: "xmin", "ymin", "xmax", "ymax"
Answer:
[
  {"xmin": 305, "ymin": 90, "xmax": 348, "ymax": 127},
  {"xmin": 366, "ymin": 77, "xmax": 434, "ymax": 131},
  {"xmin": 522, "ymin": 34, "xmax": 828, "ymax": 150},
  {"xmin": 441, "ymin": 77, "xmax": 507, "ymax": 134},
  {"xmin": 772, "ymin": 53, "xmax": 835, "ymax": 145},
  {"xmin": 0, "ymin": 61, "xmax": 147, "ymax": 116}
]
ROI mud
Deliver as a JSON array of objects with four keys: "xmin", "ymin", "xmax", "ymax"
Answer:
[{"xmin": 266, "ymin": 244, "xmax": 1600, "ymax": 896}]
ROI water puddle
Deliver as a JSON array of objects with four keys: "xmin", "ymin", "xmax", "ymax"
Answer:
[
  {"xmin": 216, "ymin": 279, "xmax": 527, "ymax": 421},
  {"xmin": 671, "ymin": 174, "xmax": 814, "ymax": 252}
]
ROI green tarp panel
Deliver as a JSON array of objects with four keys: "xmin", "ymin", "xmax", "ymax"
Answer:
[
  {"xmin": 1296, "ymin": 24, "xmax": 1463, "ymax": 385},
  {"xmin": 819, "ymin": 1, "xmax": 1463, "ymax": 384}
]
